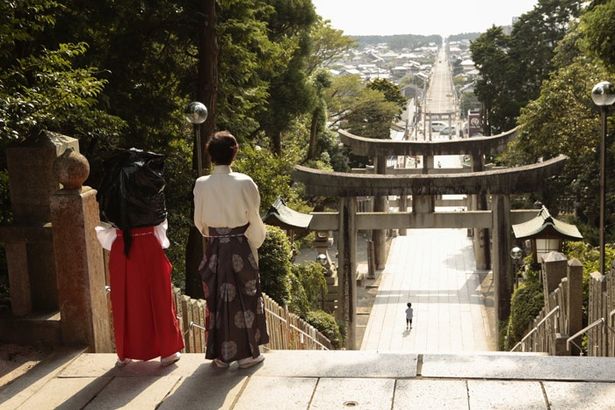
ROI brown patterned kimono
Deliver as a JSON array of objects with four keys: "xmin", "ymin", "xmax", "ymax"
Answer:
[{"xmin": 200, "ymin": 224, "xmax": 269, "ymax": 363}]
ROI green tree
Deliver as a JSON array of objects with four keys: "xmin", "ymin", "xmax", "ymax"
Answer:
[
  {"xmin": 471, "ymin": 1, "xmax": 582, "ymax": 133},
  {"xmin": 470, "ymin": 26, "xmax": 517, "ymax": 134},
  {"xmin": 502, "ymin": 54, "xmax": 614, "ymax": 241},
  {"xmin": 306, "ymin": 18, "xmax": 355, "ymax": 75},
  {"xmin": 580, "ymin": 0, "xmax": 615, "ymax": 69},
  {"xmin": 325, "ymin": 75, "xmax": 400, "ymax": 139},
  {"xmin": 307, "ymin": 71, "xmax": 331, "ymax": 161},
  {"xmin": 367, "ymin": 78, "xmax": 406, "ymax": 116}
]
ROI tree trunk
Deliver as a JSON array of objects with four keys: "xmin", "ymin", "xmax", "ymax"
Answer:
[
  {"xmin": 272, "ymin": 131, "xmax": 282, "ymax": 156},
  {"xmin": 307, "ymin": 108, "xmax": 320, "ymax": 160},
  {"xmin": 185, "ymin": 0, "xmax": 219, "ymax": 299}
]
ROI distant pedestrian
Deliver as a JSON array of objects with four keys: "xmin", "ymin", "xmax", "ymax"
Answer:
[{"xmin": 405, "ymin": 302, "xmax": 413, "ymax": 330}]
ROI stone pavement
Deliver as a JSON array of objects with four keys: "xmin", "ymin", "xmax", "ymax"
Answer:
[
  {"xmin": 361, "ymin": 227, "xmax": 495, "ymax": 352},
  {"xmin": 4, "ymin": 350, "xmax": 615, "ymax": 409}
]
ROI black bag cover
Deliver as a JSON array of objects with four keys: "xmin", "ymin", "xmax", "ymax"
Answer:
[{"xmin": 97, "ymin": 148, "xmax": 167, "ymax": 254}]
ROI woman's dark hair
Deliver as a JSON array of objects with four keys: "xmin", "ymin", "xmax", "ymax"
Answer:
[{"xmin": 207, "ymin": 131, "xmax": 238, "ymax": 165}]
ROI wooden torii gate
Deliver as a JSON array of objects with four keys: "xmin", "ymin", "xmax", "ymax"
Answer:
[{"xmin": 293, "ymin": 149, "xmax": 567, "ymax": 349}]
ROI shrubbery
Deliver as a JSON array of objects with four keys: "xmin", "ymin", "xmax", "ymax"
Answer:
[
  {"xmin": 306, "ymin": 310, "xmax": 344, "ymax": 349},
  {"xmin": 504, "ymin": 272, "xmax": 543, "ymax": 350},
  {"xmin": 259, "ymin": 226, "xmax": 342, "ymax": 348},
  {"xmin": 258, "ymin": 226, "xmax": 292, "ymax": 305}
]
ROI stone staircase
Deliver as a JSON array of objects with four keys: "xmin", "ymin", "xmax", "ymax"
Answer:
[{"xmin": 3, "ymin": 350, "xmax": 615, "ymax": 409}]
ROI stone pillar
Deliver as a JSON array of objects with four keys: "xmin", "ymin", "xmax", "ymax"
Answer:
[
  {"xmin": 567, "ymin": 258, "xmax": 583, "ymax": 355},
  {"xmin": 541, "ymin": 251, "xmax": 567, "ymax": 296},
  {"xmin": 491, "ymin": 194, "xmax": 512, "ymax": 322},
  {"xmin": 5, "ymin": 242, "xmax": 30, "ymax": 316},
  {"xmin": 398, "ymin": 194, "xmax": 408, "ymax": 236},
  {"xmin": 372, "ymin": 155, "xmax": 387, "ymax": 270},
  {"xmin": 50, "ymin": 149, "xmax": 112, "ymax": 352},
  {"xmin": 338, "ymin": 197, "xmax": 357, "ymax": 349},
  {"xmin": 472, "ymin": 152, "xmax": 490, "ymax": 270},
  {"xmin": 5, "ymin": 132, "xmax": 78, "ymax": 312}
]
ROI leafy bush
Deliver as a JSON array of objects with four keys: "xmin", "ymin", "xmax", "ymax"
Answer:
[
  {"xmin": 306, "ymin": 309, "xmax": 344, "ymax": 349},
  {"xmin": 293, "ymin": 262, "xmax": 327, "ymax": 309},
  {"xmin": 288, "ymin": 270, "xmax": 310, "ymax": 318},
  {"xmin": 505, "ymin": 279, "xmax": 544, "ymax": 350},
  {"xmin": 258, "ymin": 226, "xmax": 292, "ymax": 305},
  {"xmin": 288, "ymin": 262, "xmax": 327, "ymax": 318}
]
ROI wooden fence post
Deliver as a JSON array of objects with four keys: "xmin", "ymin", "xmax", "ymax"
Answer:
[{"xmin": 567, "ymin": 259, "xmax": 583, "ymax": 355}]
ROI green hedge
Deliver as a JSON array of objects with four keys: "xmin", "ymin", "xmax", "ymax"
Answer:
[
  {"xmin": 306, "ymin": 310, "xmax": 344, "ymax": 349},
  {"xmin": 504, "ymin": 279, "xmax": 544, "ymax": 350},
  {"xmin": 258, "ymin": 226, "xmax": 292, "ymax": 305}
]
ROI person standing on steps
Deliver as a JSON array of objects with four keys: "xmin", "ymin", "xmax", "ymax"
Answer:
[
  {"xmin": 96, "ymin": 148, "xmax": 184, "ymax": 369},
  {"xmin": 405, "ymin": 302, "xmax": 414, "ymax": 330},
  {"xmin": 193, "ymin": 131, "xmax": 269, "ymax": 369}
]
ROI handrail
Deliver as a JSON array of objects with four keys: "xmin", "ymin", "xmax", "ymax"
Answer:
[
  {"xmin": 567, "ymin": 318, "xmax": 604, "ymax": 352},
  {"xmin": 511, "ymin": 306, "xmax": 560, "ymax": 352}
]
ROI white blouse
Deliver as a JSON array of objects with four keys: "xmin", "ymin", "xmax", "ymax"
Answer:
[
  {"xmin": 193, "ymin": 165, "xmax": 266, "ymax": 257},
  {"xmin": 94, "ymin": 220, "xmax": 170, "ymax": 251}
]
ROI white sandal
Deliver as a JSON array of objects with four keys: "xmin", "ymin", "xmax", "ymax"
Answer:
[
  {"xmin": 212, "ymin": 358, "xmax": 229, "ymax": 368},
  {"xmin": 160, "ymin": 352, "xmax": 181, "ymax": 367}
]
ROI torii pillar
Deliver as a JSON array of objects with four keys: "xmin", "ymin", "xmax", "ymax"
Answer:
[
  {"xmin": 472, "ymin": 150, "xmax": 490, "ymax": 270},
  {"xmin": 492, "ymin": 194, "xmax": 513, "ymax": 322},
  {"xmin": 338, "ymin": 197, "xmax": 358, "ymax": 349},
  {"xmin": 373, "ymin": 155, "xmax": 387, "ymax": 269}
]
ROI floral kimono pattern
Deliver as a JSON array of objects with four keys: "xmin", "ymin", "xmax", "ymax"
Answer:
[{"xmin": 199, "ymin": 224, "xmax": 269, "ymax": 363}]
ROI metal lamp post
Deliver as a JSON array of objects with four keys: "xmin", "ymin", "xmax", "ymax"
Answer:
[
  {"xmin": 184, "ymin": 101, "xmax": 209, "ymax": 177},
  {"xmin": 591, "ymin": 81, "xmax": 615, "ymax": 275}
]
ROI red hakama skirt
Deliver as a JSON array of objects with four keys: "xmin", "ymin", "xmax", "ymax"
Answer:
[{"xmin": 109, "ymin": 226, "xmax": 184, "ymax": 360}]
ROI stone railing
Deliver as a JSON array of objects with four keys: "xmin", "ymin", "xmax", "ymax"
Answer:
[
  {"xmin": 511, "ymin": 254, "xmax": 583, "ymax": 355},
  {"xmin": 586, "ymin": 269, "xmax": 615, "ymax": 356},
  {"xmin": 172, "ymin": 287, "xmax": 333, "ymax": 353}
]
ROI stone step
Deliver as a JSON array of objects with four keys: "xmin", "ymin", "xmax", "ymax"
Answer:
[
  {"xmin": 0, "ymin": 311, "xmax": 62, "ymax": 346},
  {"xmin": 6, "ymin": 350, "xmax": 615, "ymax": 409}
]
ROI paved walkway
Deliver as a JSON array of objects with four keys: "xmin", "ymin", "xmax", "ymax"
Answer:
[
  {"xmin": 361, "ymin": 227, "xmax": 495, "ymax": 352},
  {"xmin": 4, "ymin": 350, "xmax": 615, "ymax": 409}
]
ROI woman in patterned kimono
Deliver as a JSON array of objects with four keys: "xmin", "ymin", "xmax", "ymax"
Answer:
[{"xmin": 193, "ymin": 131, "xmax": 269, "ymax": 368}]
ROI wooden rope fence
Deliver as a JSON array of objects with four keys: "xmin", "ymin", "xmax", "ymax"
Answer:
[
  {"xmin": 587, "ymin": 269, "xmax": 615, "ymax": 356},
  {"xmin": 511, "ymin": 283, "xmax": 566, "ymax": 354},
  {"xmin": 172, "ymin": 287, "xmax": 333, "ymax": 353}
]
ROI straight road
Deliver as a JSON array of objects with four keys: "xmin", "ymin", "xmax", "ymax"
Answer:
[
  {"xmin": 425, "ymin": 47, "xmax": 455, "ymax": 115},
  {"xmin": 362, "ymin": 43, "xmax": 495, "ymax": 352},
  {"xmin": 360, "ymin": 227, "xmax": 495, "ymax": 352}
]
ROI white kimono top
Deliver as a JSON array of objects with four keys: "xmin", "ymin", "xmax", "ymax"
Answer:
[{"xmin": 193, "ymin": 165, "xmax": 267, "ymax": 258}]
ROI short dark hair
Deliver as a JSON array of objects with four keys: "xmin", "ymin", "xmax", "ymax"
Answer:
[
  {"xmin": 207, "ymin": 131, "xmax": 238, "ymax": 165},
  {"xmin": 407, "ymin": 302, "xmax": 412, "ymax": 307}
]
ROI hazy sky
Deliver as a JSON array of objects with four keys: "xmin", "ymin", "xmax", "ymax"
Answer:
[{"xmin": 311, "ymin": 0, "xmax": 539, "ymax": 36}]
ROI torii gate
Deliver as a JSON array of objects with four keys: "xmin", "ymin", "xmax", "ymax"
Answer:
[
  {"xmin": 338, "ymin": 127, "xmax": 518, "ymax": 273},
  {"xmin": 293, "ymin": 131, "xmax": 567, "ymax": 348}
]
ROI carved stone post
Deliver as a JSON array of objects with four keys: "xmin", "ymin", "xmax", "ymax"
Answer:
[
  {"xmin": 492, "ymin": 194, "xmax": 512, "ymax": 322},
  {"xmin": 373, "ymin": 155, "xmax": 387, "ymax": 270},
  {"xmin": 338, "ymin": 197, "xmax": 357, "ymax": 349},
  {"xmin": 541, "ymin": 251, "xmax": 567, "ymax": 297},
  {"xmin": 4, "ymin": 132, "xmax": 77, "ymax": 313},
  {"xmin": 50, "ymin": 149, "xmax": 112, "ymax": 352}
]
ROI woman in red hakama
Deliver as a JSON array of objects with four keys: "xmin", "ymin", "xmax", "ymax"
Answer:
[{"xmin": 108, "ymin": 226, "xmax": 184, "ymax": 365}]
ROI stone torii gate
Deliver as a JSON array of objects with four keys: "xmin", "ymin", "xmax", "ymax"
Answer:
[
  {"xmin": 339, "ymin": 127, "xmax": 518, "ymax": 273},
  {"xmin": 293, "ymin": 152, "xmax": 567, "ymax": 349}
]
